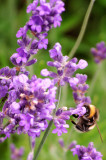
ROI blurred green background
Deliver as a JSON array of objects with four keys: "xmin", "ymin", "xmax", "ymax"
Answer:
[{"xmin": 0, "ymin": 0, "xmax": 106, "ymax": 159}]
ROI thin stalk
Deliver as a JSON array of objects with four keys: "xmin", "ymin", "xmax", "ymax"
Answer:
[
  {"xmin": 88, "ymin": 63, "xmax": 102, "ymax": 95},
  {"xmin": 8, "ymin": 0, "xmax": 16, "ymax": 46},
  {"xmin": 33, "ymin": 86, "xmax": 61, "ymax": 160},
  {"xmin": 33, "ymin": 120, "xmax": 53, "ymax": 160},
  {"xmin": 27, "ymin": 0, "xmax": 32, "ymax": 8},
  {"xmin": 63, "ymin": 150, "xmax": 67, "ymax": 160},
  {"xmin": 29, "ymin": 136, "xmax": 33, "ymax": 151},
  {"xmin": 63, "ymin": 128, "xmax": 74, "ymax": 160},
  {"xmin": 0, "ymin": 76, "xmax": 10, "ymax": 80},
  {"xmin": 27, "ymin": 0, "xmax": 32, "ymax": 20},
  {"xmin": 53, "ymin": 85, "xmax": 61, "ymax": 114},
  {"xmin": 68, "ymin": 0, "xmax": 96, "ymax": 59},
  {"xmin": 61, "ymin": 84, "xmax": 68, "ymax": 107},
  {"xmin": 8, "ymin": 135, "xmax": 12, "ymax": 158},
  {"xmin": 27, "ymin": 36, "xmax": 35, "ymax": 77},
  {"xmin": 3, "ymin": 121, "xmax": 10, "ymax": 129}
]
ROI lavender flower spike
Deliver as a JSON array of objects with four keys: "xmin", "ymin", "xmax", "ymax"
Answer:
[
  {"xmin": 10, "ymin": 144, "xmax": 24, "ymax": 160},
  {"xmin": 59, "ymin": 138, "xmax": 77, "ymax": 151},
  {"xmin": 11, "ymin": 0, "xmax": 65, "ymax": 69},
  {"xmin": 91, "ymin": 41, "xmax": 106, "ymax": 63},
  {"xmin": 27, "ymin": 137, "xmax": 35, "ymax": 160},
  {"xmin": 52, "ymin": 107, "xmax": 71, "ymax": 136},
  {"xmin": 41, "ymin": 43, "xmax": 88, "ymax": 86},
  {"xmin": 71, "ymin": 142, "xmax": 103, "ymax": 160},
  {"xmin": 69, "ymin": 74, "xmax": 91, "ymax": 107}
]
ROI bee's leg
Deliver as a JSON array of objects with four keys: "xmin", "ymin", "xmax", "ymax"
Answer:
[
  {"xmin": 76, "ymin": 123, "xmax": 87, "ymax": 132},
  {"xmin": 72, "ymin": 114, "xmax": 79, "ymax": 118},
  {"xmin": 83, "ymin": 117, "xmax": 94, "ymax": 124},
  {"xmin": 70, "ymin": 119, "xmax": 77, "ymax": 125},
  {"xmin": 71, "ymin": 119, "xmax": 86, "ymax": 132},
  {"xmin": 82, "ymin": 116, "xmax": 90, "ymax": 122},
  {"xmin": 76, "ymin": 125, "xmax": 83, "ymax": 131},
  {"xmin": 82, "ymin": 124, "xmax": 87, "ymax": 131}
]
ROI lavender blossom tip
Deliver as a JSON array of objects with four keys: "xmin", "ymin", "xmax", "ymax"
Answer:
[
  {"xmin": 91, "ymin": 41, "xmax": 106, "ymax": 63},
  {"xmin": 71, "ymin": 142, "xmax": 103, "ymax": 160}
]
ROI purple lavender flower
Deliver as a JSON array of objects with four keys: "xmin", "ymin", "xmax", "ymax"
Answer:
[
  {"xmin": 0, "ymin": 73, "xmax": 57, "ymax": 141},
  {"xmin": 27, "ymin": 151, "xmax": 34, "ymax": 160},
  {"xmin": 10, "ymin": 102, "xmax": 20, "ymax": 114},
  {"xmin": 19, "ymin": 114, "xmax": 33, "ymax": 132},
  {"xmin": 26, "ymin": 0, "xmax": 38, "ymax": 13},
  {"xmin": 0, "ymin": 0, "xmax": 91, "ymax": 149},
  {"xmin": 59, "ymin": 138, "xmax": 76, "ymax": 151},
  {"xmin": 68, "ymin": 141, "xmax": 77, "ymax": 150},
  {"xmin": 69, "ymin": 104, "xmax": 87, "ymax": 117},
  {"xmin": 0, "ymin": 67, "xmax": 16, "ymax": 102},
  {"xmin": 71, "ymin": 142, "xmax": 103, "ymax": 160},
  {"xmin": 40, "ymin": 43, "xmax": 90, "ymax": 136},
  {"xmin": 27, "ymin": 137, "xmax": 35, "ymax": 160},
  {"xmin": 52, "ymin": 107, "xmax": 71, "ymax": 136},
  {"xmin": 52, "ymin": 124, "xmax": 69, "ymax": 136},
  {"xmin": 11, "ymin": 0, "xmax": 65, "ymax": 68},
  {"xmin": 91, "ymin": 41, "xmax": 106, "ymax": 63},
  {"xmin": 0, "ymin": 67, "xmax": 16, "ymax": 82},
  {"xmin": 0, "ymin": 85, "xmax": 8, "ymax": 99},
  {"xmin": 10, "ymin": 48, "xmax": 29, "ymax": 66},
  {"xmin": 41, "ymin": 43, "xmax": 88, "ymax": 86},
  {"xmin": 59, "ymin": 140, "xmax": 102, "ymax": 160},
  {"xmin": 1, "ymin": 2, "xmax": 64, "ymax": 142},
  {"xmin": 52, "ymin": 104, "xmax": 87, "ymax": 136},
  {"xmin": 58, "ymin": 138, "xmax": 65, "ymax": 148},
  {"xmin": 10, "ymin": 144, "xmax": 24, "ymax": 160},
  {"xmin": 51, "ymin": 74, "xmax": 90, "ymax": 136},
  {"xmin": 37, "ymin": 33, "xmax": 48, "ymax": 49},
  {"xmin": 16, "ymin": 26, "xmax": 28, "ymax": 38},
  {"xmin": 69, "ymin": 74, "xmax": 91, "ymax": 107}
]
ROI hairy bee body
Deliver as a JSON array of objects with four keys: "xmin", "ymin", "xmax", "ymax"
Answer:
[
  {"xmin": 71, "ymin": 104, "xmax": 103, "ymax": 142},
  {"xmin": 72, "ymin": 104, "xmax": 99, "ymax": 132}
]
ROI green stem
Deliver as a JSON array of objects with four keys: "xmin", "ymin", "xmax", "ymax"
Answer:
[
  {"xmin": 63, "ymin": 150, "xmax": 67, "ymax": 160},
  {"xmin": 61, "ymin": 84, "xmax": 68, "ymax": 107},
  {"xmin": 26, "ymin": 36, "xmax": 35, "ymax": 78},
  {"xmin": 27, "ymin": 0, "xmax": 32, "ymax": 20},
  {"xmin": 33, "ymin": 120, "xmax": 53, "ymax": 160},
  {"xmin": 53, "ymin": 85, "xmax": 61, "ymax": 114},
  {"xmin": 8, "ymin": 0, "xmax": 16, "ymax": 46},
  {"xmin": 29, "ymin": 136, "xmax": 33, "ymax": 151},
  {"xmin": 27, "ymin": 0, "xmax": 32, "ymax": 7},
  {"xmin": 88, "ymin": 63, "xmax": 102, "ymax": 95},
  {"xmin": 68, "ymin": 0, "xmax": 96, "ymax": 59},
  {"xmin": 33, "ymin": 86, "xmax": 61, "ymax": 160}
]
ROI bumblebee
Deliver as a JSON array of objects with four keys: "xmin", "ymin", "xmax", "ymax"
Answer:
[{"xmin": 71, "ymin": 104, "xmax": 103, "ymax": 142}]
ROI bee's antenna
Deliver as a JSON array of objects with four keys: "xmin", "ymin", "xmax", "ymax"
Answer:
[{"xmin": 95, "ymin": 121, "xmax": 103, "ymax": 143}]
